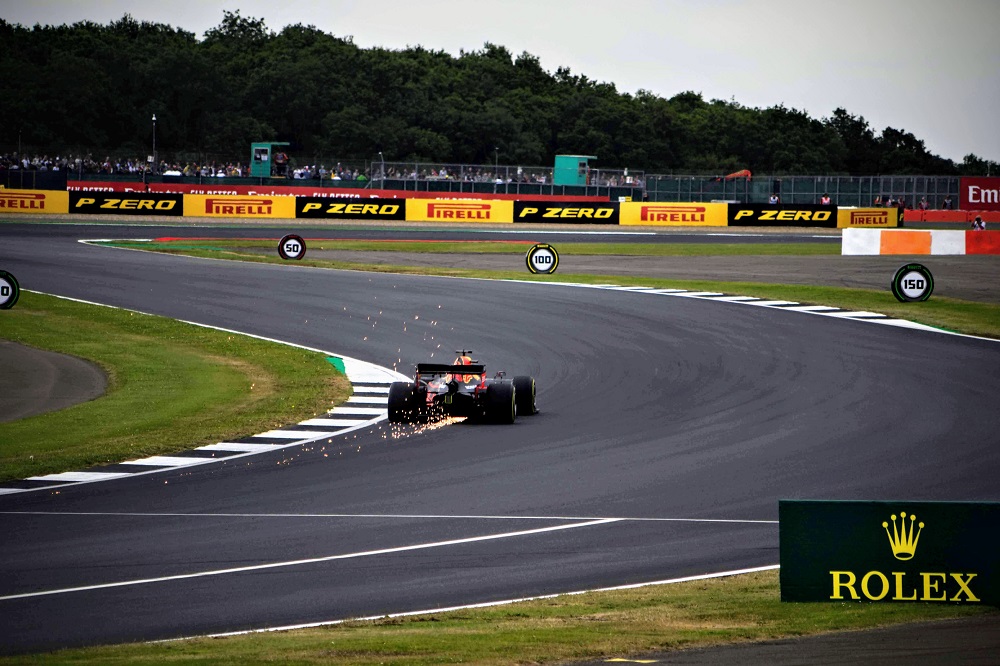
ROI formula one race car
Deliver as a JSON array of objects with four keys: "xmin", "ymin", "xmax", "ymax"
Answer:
[{"xmin": 388, "ymin": 351, "xmax": 537, "ymax": 424}]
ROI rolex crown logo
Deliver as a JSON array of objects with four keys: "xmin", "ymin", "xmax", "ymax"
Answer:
[{"xmin": 882, "ymin": 512, "xmax": 924, "ymax": 561}]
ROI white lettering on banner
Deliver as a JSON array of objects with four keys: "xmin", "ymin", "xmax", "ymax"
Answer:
[{"xmin": 968, "ymin": 186, "xmax": 1000, "ymax": 205}]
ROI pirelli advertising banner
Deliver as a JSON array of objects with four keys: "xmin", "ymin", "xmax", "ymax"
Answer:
[
  {"xmin": 729, "ymin": 204, "xmax": 837, "ymax": 228},
  {"xmin": 837, "ymin": 207, "xmax": 902, "ymax": 228},
  {"xmin": 0, "ymin": 189, "xmax": 69, "ymax": 214},
  {"xmin": 405, "ymin": 199, "xmax": 514, "ymax": 224},
  {"xmin": 514, "ymin": 201, "xmax": 619, "ymax": 224},
  {"xmin": 70, "ymin": 192, "xmax": 183, "ymax": 216},
  {"xmin": 780, "ymin": 500, "xmax": 1000, "ymax": 604},
  {"xmin": 620, "ymin": 202, "xmax": 728, "ymax": 227},
  {"xmin": 184, "ymin": 194, "xmax": 295, "ymax": 219},
  {"xmin": 296, "ymin": 198, "xmax": 406, "ymax": 220}
]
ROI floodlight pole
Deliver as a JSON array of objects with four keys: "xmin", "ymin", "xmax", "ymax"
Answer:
[{"xmin": 151, "ymin": 114, "xmax": 157, "ymax": 174}]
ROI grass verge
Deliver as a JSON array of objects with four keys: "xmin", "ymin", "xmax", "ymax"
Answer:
[
  {"xmin": 104, "ymin": 241, "xmax": 1000, "ymax": 339},
  {"xmin": 0, "ymin": 291, "xmax": 350, "ymax": 481},
  {"xmin": 8, "ymin": 569, "xmax": 995, "ymax": 664}
]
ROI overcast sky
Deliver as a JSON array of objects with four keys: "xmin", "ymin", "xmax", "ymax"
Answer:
[{"xmin": 6, "ymin": 0, "xmax": 999, "ymax": 163}]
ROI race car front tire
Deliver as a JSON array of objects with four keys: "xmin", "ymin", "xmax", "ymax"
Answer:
[{"xmin": 388, "ymin": 382, "xmax": 419, "ymax": 423}]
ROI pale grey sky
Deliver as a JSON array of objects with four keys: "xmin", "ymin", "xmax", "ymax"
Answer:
[{"xmin": 5, "ymin": 0, "xmax": 999, "ymax": 163}]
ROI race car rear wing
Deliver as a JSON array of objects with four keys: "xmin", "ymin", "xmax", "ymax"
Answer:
[{"xmin": 416, "ymin": 363, "xmax": 486, "ymax": 375}]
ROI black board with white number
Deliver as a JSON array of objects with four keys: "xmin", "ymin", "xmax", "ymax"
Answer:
[
  {"xmin": 891, "ymin": 263, "xmax": 934, "ymax": 302},
  {"xmin": 0, "ymin": 270, "xmax": 20, "ymax": 309},
  {"xmin": 526, "ymin": 243, "xmax": 559, "ymax": 274},
  {"xmin": 278, "ymin": 234, "xmax": 307, "ymax": 260}
]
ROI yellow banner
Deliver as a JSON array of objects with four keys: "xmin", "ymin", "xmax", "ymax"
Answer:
[
  {"xmin": 0, "ymin": 189, "xmax": 69, "ymax": 214},
  {"xmin": 620, "ymin": 202, "xmax": 728, "ymax": 226},
  {"xmin": 184, "ymin": 194, "xmax": 295, "ymax": 219},
  {"xmin": 405, "ymin": 199, "xmax": 514, "ymax": 223},
  {"xmin": 837, "ymin": 207, "xmax": 900, "ymax": 228}
]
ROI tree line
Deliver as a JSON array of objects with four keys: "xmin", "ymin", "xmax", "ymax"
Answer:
[{"xmin": 1, "ymin": 11, "xmax": 995, "ymax": 176}]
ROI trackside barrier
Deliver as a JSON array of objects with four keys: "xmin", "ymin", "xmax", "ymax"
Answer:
[
  {"xmin": 296, "ymin": 198, "xmax": 405, "ymax": 221},
  {"xmin": 619, "ymin": 202, "xmax": 727, "ymax": 226},
  {"xmin": 69, "ymin": 191, "xmax": 183, "ymax": 216},
  {"xmin": 903, "ymin": 209, "xmax": 1000, "ymax": 224},
  {"xmin": 404, "ymin": 199, "xmax": 514, "ymax": 223},
  {"xmin": 837, "ymin": 207, "xmax": 901, "ymax": 228},
  {"xmin": 8, "ymin": 189, "xmax": 993, "ymax": 234},
  {"xmin": 184, "ymin": 194, "xmax": 296, "ymax": 219},
  {"xmin": 842, "ymin": 229, "xmax": 1000, "ymax": 255},
  {"xmin": 729, "ymin": 204, "xmax": 837, "ymax": 228},
  {"xmin": 0, "ymin": 189, "xmax": 68, "ymax": 214},
  {"xmin": 514, "ymin": 200, "xmax": 620, "ymax": 223}
]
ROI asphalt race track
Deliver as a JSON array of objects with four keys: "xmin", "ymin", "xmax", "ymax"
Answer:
[{"xmin": 1, "ymin": 222, "xmax": 999, "ymax": 655}]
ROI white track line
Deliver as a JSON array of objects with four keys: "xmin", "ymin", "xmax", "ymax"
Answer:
[
  {"xmin": 251, "ymin": 430, "xmax": 339, "ymax": 440},
  {"xmin": 122, "ymin": 456, "xmax": 215, "ymax": 467},
  {"xmin": 0, "ymin": 519, "xmax": 618, "ymax": 602},
  {"xmin": 25, "ymin": 471, "xmax": 135, "ymax": 482},
  {"xmin": 297, "ymin": 418, "xmax": 371, "ymax": 428},
  {"xmin": 197, "ymin": 443, "xmax": 283, "ymax": 453}
]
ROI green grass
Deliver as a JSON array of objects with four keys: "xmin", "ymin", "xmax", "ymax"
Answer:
[
  {"xmin": 105, "ymin": 241, "xmax": 1000, "ymax": 339},
  {"xmin": 0, "ymin": 292, "xmax": 350, "ymax": 481},
  {"xmin": 7, "ymin": 569, "xmax": 994, "ymax": 665}
]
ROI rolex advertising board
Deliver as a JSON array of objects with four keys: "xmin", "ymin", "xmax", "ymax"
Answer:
[{"xmin": 780, "ymin": 500, "xmax": 999, "ymax": 604}]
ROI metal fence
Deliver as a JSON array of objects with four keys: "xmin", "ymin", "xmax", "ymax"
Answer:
[
  {"xmin": 372, "ymin": 161, "xmax": 643, "ymax": 186},
  {"xmin": 370, "ymin": 161, "xmax": 643, "ymax": 199},
  {"xmin": 645, "ymin": 174, "xmax": 961, "ymax": 208},
  {"xmin": 5, "ymin": 143, "xmax": 964, "ymax": 208}
]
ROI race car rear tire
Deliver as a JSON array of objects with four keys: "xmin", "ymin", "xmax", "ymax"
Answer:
[
  {"xmin": 487, "ymin": 380, "xmax": 516, "ymax": 424},
  {"xmin": 512, "ymin": 375, "xmax": 537, "ymax": 415},
  {"xmin": 388, "ymin": 382, "xmax": 418, "ymax": 423}
]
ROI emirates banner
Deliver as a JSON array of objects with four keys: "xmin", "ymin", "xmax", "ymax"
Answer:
[{"xmin": 960, "ymin": 177, "xmax": 1000, "ymax": 212}]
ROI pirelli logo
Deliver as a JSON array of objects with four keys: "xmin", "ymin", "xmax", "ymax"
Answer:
[
  {"xmin": 205, "ymin": 198, "xmax": 273, "ymax": 215},
  {"xmin": 837, "ymin": 207, "xmax": 898, "ymax": 229},
  {"xmin": 641, "ymin": 205, "xmax": 705, "ymax": 223},
  {"xmin": 851, "ymin": 210, "xmax": 890, "ymax": 226},
  {"xmin": 0, "ymin": 192, "xmax": 46, "ymax": 210},
  {"xmin": 426, "ymin": 203, "xmax": 492, "ymax": 220}
]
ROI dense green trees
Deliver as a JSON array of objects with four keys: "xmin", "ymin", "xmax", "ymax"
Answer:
[{"xmin": 1, "ymin": 11, "xmax": 993, "ymax": 176}]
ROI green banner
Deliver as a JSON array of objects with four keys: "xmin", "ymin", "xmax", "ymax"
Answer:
[{"xmin": 780, "ymin": 500, "xmax": 1000, "ymax": 604}]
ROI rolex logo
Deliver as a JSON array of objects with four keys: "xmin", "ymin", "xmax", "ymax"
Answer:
[{"xmin": 883, "ymin": 512, "xmax": 923, "ymax": 561}]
